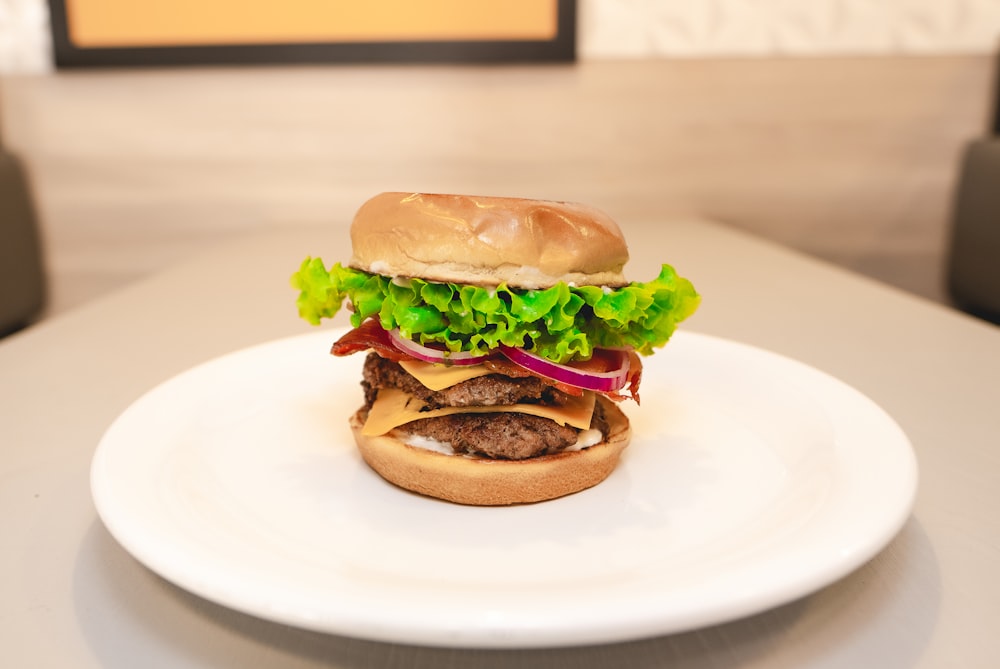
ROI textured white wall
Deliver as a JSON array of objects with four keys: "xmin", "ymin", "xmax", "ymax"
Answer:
[
  {"xmin": 0, "ymin": 0, "xmax": 49, "ymax": 72},
  {"xmin": 1, "ymin": 0, "xmax": 999, "ymax": 72},
  {"xmin": 580, "ymin": 0, "xmax": 1000, "ymax": 58}
]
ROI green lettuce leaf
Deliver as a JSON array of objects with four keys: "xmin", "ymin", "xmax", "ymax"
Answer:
[{"xmin": 291, "ymin": 258, "xmax": 700, "ymax": 363}]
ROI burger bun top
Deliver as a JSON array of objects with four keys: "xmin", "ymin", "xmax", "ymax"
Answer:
[{"xmin": 348, "ymin": 192, "xmax": 630, "ymax": 289}]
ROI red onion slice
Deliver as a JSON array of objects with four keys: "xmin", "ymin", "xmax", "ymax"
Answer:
[
  {"xmin": 387, "ymin": 328, "xmax": 490, "ymax": 366},
  {"xmin": 499, "ymin": 345, "xmax": 631, "ymax": 393}
]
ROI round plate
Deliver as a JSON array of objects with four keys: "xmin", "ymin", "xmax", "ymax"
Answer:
[{"xmin": 91, "ymin": 329, "xmax": 917, "ymax": 648}]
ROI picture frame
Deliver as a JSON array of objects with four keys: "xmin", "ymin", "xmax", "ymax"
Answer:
[{"xmin": 48, "ymin": 0, "xmax": 576, "ymax": 67}]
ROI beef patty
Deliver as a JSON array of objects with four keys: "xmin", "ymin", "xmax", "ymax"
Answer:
[
  {"xmin": 359, "ymin": 353, "xmax": 611, "ymax": 460},
  {"xmin": 361, "ymin": 353, "xmax": 575, "ymax": 409}
]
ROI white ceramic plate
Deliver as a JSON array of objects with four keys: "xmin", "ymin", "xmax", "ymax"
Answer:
[{"xmin": 91, "ymin": 329, "xmax": 917, "ymax": 648}]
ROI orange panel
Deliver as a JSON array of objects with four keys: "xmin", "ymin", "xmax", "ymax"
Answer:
[{"xmin": 65, "ymin": 0, "xmax": 558, "ymax": 47}]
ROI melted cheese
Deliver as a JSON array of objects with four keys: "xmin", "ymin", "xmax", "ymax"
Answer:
[
  {"xmin": 398, "ymin": 359, "xmax": 493, "ymax": 391},
  {"xmin": 362, "ymin": 387, "xmax": 596, "ymax": 437}
]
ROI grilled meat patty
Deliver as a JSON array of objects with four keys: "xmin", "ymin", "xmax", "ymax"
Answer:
[
  {"xmin": 361, "ymin": 353, "xmax": 575, "ymax": 409},
  {"xmin": 359, "ymin": 353, "xmax": 611, "ymax": 460}
]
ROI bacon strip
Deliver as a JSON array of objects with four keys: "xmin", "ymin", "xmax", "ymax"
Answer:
[{"xmin": 331, "ymin": 319, "xmax": 410, "ymax": 361}]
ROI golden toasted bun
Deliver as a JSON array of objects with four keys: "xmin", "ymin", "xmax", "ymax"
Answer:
[
  {"xmin": 349, "ymin": 396, "xmax": 631, "ymax": 505},
  {"xmin": 348, "ymin": 192, "xmax": 630, "ymax": 289}
]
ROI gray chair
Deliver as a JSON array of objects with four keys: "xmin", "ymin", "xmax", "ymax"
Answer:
[
  {"xmin": 0, "ymin": 144, "xmax": 46, "ymax": 336},
  {"xmin": 946, "ymin": 52, "xmax": 1000, "ymax": 325},
  {"xmin": 947, "ymin": 141, "xmax": 1000, "ymax": 324}
]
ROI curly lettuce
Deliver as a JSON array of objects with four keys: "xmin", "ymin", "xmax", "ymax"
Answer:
[{"xmin": 291, "ymin": 258, "xmax": 700, "ymax": 364}]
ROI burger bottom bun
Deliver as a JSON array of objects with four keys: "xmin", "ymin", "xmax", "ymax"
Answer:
[{"xmin": 349, "ymin": 396, "xmax": 632, "ymax": 506}]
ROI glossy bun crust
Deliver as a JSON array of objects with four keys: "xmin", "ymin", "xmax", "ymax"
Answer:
[
  {"xmin": 348, "ymin": 192, "xmax": 630, "ymax": 289},
  {"xmin": 349, "ymin": 396, "xmax": 632, "ymax": 506}
]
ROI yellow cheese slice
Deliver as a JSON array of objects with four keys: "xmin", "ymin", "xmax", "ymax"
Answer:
[
  {"xmin": 398, "ymin": 359, "xmax": 494, "ymax": 391},
  {"xmin": 362, "ymin": 387, "xmax": 596, "ymax": 437}
]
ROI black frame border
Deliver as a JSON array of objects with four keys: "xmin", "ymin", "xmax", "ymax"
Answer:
[{"xmin": 48, "ymin": 1, "xmax": 576, "ymax": 67}]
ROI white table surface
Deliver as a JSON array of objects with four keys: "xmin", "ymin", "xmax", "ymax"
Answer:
[{"xmin": 2, "ymin": 218, "xmax": 998, "ymax": 668}]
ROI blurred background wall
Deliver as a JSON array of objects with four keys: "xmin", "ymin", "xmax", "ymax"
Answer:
[
  {"xmin": 1, "ymin": 1, "xmax": 998, "ymax": 321},
  {"xmin": 3, "ymin": 0, "xmax": 1000, "ymax": 73}
]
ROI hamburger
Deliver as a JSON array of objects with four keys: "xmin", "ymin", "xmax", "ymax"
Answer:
[{"xmin": 291, "ymin": 192, "xmax": 699, "ymax": 505}]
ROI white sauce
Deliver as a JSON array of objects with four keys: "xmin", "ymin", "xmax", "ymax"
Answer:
[
  {"xmin": 566, "ymin": 428, "xmax": 604, "ymax": 452},
  {"xmin": 403, "ymin": 434, "xmax": 455, "ymax": 455}
]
